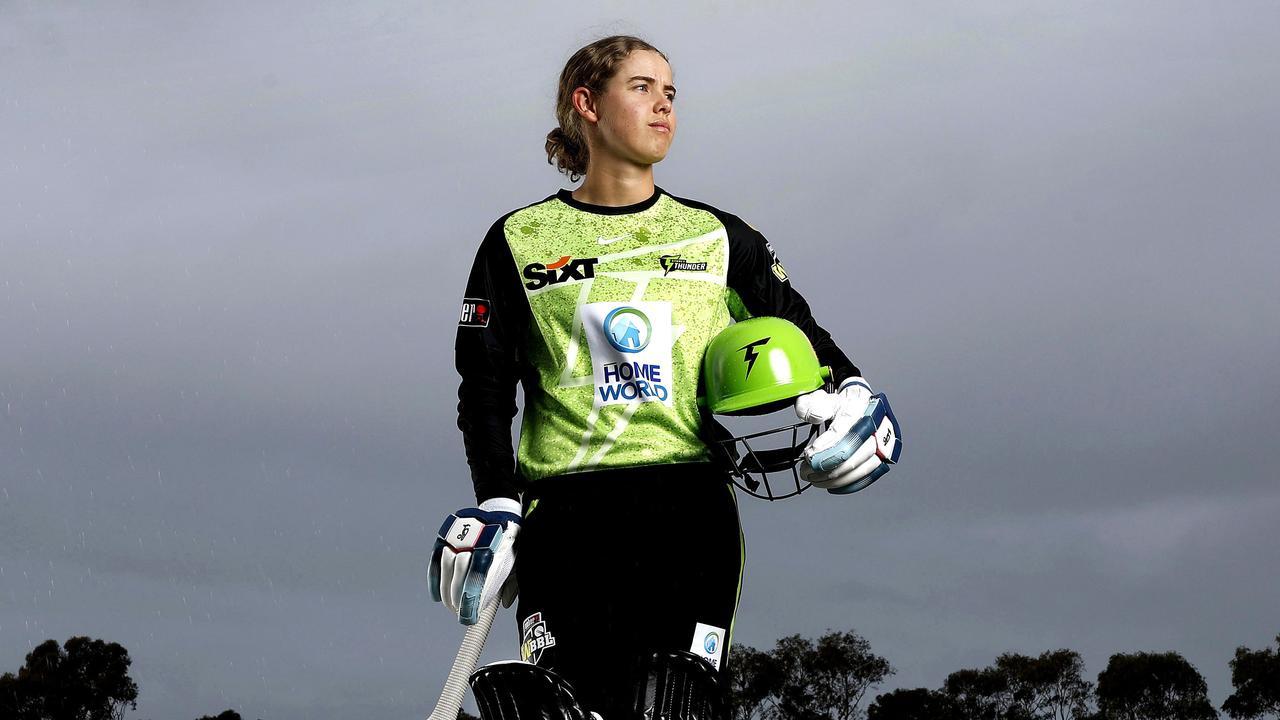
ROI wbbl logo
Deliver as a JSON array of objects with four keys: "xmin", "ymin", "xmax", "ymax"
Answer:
[
  {"xmin": 523, "ymin": 256, "xmax": 599, "ymax": 290},
  {"xmin": 520, "ymin": 612, "xmax": 557, "ymax": 664}
]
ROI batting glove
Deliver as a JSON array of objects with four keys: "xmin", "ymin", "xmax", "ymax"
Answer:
[
  {"xmin": 794, "ymin": 377, "xmax": 902, "ymax": 494},
  {"xmin": 428, "ymin": 497, "xmax": 521, "ymax": 625}
]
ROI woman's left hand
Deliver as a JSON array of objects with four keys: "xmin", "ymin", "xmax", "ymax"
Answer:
[{"xmin": 794, "ymin": 377, "xmax": 902, "ymax": 494}]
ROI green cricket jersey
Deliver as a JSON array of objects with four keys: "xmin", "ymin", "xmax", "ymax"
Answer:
[{"xmin": 455, "ymin": 187, "xmax": 857, "ymax": 501}]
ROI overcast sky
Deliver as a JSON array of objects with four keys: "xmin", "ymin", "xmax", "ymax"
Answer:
[{"xmin": 3, "ymin": 1, "xmax": 1279, "ymax": 718}]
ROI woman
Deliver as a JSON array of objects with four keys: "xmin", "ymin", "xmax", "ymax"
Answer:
[{"xmin": 432, "ymin": 35, "xmax": 892, "ymax": 719}]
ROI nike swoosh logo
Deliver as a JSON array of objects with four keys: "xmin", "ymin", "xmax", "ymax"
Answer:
[{"xmin": 597, "ymin": 234, "xmax": 629, "ymax": 245}]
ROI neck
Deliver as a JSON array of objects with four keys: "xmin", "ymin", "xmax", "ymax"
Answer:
[{"xmin": 572, "ymin": 163, "xmax": 656, "ymax": 207}]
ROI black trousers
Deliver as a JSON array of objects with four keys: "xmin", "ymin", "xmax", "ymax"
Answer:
[{"xmin": 515, "ymin": 463, "xmax": 743, "ymax": 719}]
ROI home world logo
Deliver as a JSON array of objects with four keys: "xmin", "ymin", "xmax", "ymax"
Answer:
[
  {"xmin": 581, "ymin": 301, "xmax": 674, "ymax": 407},
  {"xmin": 604, "ymin": 307, "xmax": 651, "ymax": 353},
  {"xmin": 599, "ymin": 306, "xmax": 667, "ymax": 402}
]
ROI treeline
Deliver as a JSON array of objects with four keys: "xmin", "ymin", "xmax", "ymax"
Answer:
[
  {"xmin": 4, "ymin": 632, "xmax": 1278, "ymax": 719},
  {"xmin": 728, "ymin": 630, "xmax": 1280, "ymax": 720},
  {"xmin": 0, "ymin": 637, "xmax": 253, "ymax": 720}
]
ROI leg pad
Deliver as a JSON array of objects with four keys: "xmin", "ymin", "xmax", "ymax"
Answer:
[
  {"xmin": 469, "ymin": 661, "xmax": 590, "ymax": 720},
  {"xmin": 633, "ymin": 651, "xmax": 724, "ymax": 720}
]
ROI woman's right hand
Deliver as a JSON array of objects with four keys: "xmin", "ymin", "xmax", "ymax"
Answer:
[{"xmin": 428, "ymin": 497, "xmax": 521, "ymax": 625}]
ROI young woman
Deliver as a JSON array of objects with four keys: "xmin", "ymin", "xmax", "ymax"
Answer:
[{"xmin": 431, "ymin": 36, "xmax": 895, "ymax": 719}]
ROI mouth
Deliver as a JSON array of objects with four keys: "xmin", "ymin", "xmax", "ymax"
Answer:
[{"xmin": 649, "ymin": 122, "xmax": 670, "ymax": 132}]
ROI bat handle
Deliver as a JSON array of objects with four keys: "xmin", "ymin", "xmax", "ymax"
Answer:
[{"xmin": 428, "ymin": 600, "xmax": 499, "ymax": 720}]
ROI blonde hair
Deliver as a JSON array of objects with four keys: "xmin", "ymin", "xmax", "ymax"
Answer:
[{"xmin": 545, "ymin": 35, "xmax": 669, "ymax": 182}]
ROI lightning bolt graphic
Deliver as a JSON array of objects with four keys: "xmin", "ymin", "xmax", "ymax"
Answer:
[{"xmin": 740, "ymin": 337, "xmax": 771, "ymax": 379}]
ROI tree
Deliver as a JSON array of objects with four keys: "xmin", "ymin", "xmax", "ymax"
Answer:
[
  {"xmin": 1222, "ymin": 634, "xmax": 1280, "ymax": 719},
  {"xmin": 809, "ymin": 631, "xmax": 896, "ymax": 720},
  {"xmin": 999, "ymin": 650, "xmax": 1095, "ymax": 720},
  {"xmin": 1095, "ymin": 651, "xmax": 1216, "ymax": 720},
  {"xmin": 728, "ymin": 644, "xmax": 781, "ymax": 720},
  {"xmin": 942, "ymin": 650, "xmax": 1094, "ymax": 720},
  {"xmin": 196, "ymin": 712, "xmax": 242, "ymax": 720},
  {"xmin": 1, "ymin": 637, "xmax": 139, "ymax": 720},
  {"xmin": 868, "ymin": 687, "xmax": 959, "ymax": 720},
  {"xmin": 944, "ymin": 665, "xmax": 1011, "ymax": 720},
  {"xmin": 1, "ymin": 668, "xmax": 34, "ymax": 718},
  {"xmin": 726, "ymin": 630, "xmax": 893, "ymax": 720}
]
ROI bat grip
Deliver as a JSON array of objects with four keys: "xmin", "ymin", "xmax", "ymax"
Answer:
[{"xmin": 428, "ymin": 600, "xmax": 499, "ymax": 720}]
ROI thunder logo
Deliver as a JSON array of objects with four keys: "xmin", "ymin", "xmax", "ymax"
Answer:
[{"xmin": 739, "ymin": 337, "xmax": 772, "ymax": 379}]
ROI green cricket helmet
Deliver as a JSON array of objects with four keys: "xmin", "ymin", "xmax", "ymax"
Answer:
[{"xmin": 701, "ymin": 317, "xmax": 832, "ymax": 500}]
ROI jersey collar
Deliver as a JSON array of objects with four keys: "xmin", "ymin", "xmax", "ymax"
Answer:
[{"xmin": 556, "ymin": 187, "xmax": 664, "ymax": 215}]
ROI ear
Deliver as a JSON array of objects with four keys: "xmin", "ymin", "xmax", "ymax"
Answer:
[{"xmin": 571, "ymin": 86, "xmax": 599, "ymax": 125}]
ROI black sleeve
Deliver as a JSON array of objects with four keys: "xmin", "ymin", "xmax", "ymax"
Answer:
[
  {"xmin": 720, "ymin": 211, "xmax": 862, "ymax": 385},
  {"xmin": 455, "ymin": 215, "xmax": 530, "ymax": 503}
]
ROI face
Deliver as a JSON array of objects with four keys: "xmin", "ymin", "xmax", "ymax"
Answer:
[{"xmin": 579, "ymin": 50, "xmax": 677, "ymax": 167}]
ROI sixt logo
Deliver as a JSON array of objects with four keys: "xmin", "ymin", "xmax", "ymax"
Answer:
[
  {"xmin": 523, "ymin": 256, "xmax": 599, "ymax": 290},
  {"xmin": 740, "ymin": 337, "xmax": 771, "ymax": 379},
  {"xmin": 659, "ymin": 255, "xmax": 708, "ymax": 275}
]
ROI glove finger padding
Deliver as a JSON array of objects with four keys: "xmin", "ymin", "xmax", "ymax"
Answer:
[
  {"xmin": 804, "ymin": 439, "xmax": 886, "ymax": 492},
  {"xmin": 449, "ymin": 547, "xmax": 473, "ymax": 615},
  {"xmin": 829, "ymin": 462, "xmax": 891, "ymax": 495},
  {"xmin": 498, "ymin": 552, "xmax": 519, "ymax": 608},
  {"xmin": 800, "ymin": 389, "xmax": 901, "ymax": 495},
  {"xmin": 808, "ymin": 415, "xmax": 879, "ymax": 473},
  {"xmin": 794, "ymin": 387, "xmax": 840, "ymax": 425},
  {"xmin": 463, "ymin": 524, "xmax": 519, "ymax": 623},
  {"xmin": 802, "ymin": 433, "xmax": 878, "ymax": 486},
  {"xmin": 428, "ymin": 543, "xmax": 445, "ymax": 604},
  {"xmin": 429, "ymin": 505, "xmax": 521, "ymax": 625},
  {"xmin": 796, "ymin": 380, "xmax": 873, "ymax": 455}
]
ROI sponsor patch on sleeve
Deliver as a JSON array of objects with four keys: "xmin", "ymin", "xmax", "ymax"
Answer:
[
  {"xmin": 459, "ymin": 298, "xmax": 491, "ymax": 328},
  {"xmin": 764, "ymin": 241, "xmax": 789, "ymax": 282},
  {"xmin": 771, "ymin": 262, "xmax": 789, "ymax": 282}
]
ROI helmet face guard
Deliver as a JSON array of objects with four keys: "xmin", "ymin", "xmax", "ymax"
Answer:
[
  {"xmin": 701, "ymin": 317, "xmax": 831, "ymax": 501},
  {"xmin": 708, "ymin": 418, "xmax": 822, "ymax": 500}
]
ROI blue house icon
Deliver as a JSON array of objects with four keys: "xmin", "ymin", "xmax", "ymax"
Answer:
[{"xmin": 611, "ymin": 320, "xmax": 643, "ymax": 350}]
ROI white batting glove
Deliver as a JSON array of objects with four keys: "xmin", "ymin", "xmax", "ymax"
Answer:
[
  {"xmin": 428, "ymin": 497, "xmax": 521, "ymax": 625},
  {"xmin": 795, "ymin": 377, "xmax": 902, "ymax": 494}
]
